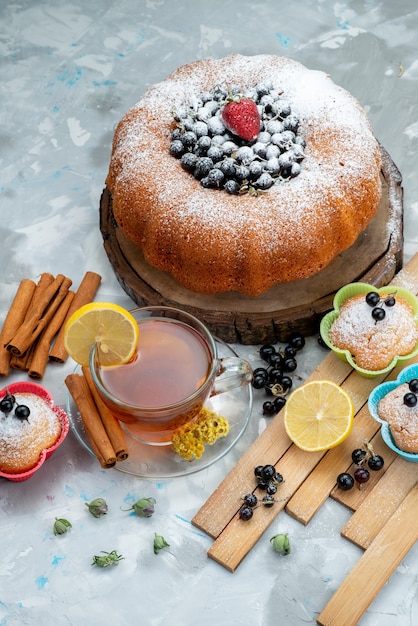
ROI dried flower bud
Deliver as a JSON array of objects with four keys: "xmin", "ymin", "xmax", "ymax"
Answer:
[
  {"xmin": 85, "ymin": 498, "xmax": 108, "ymax": 518},
  {"xmin": 153, "ymin": 533, "xmax": 170, "ymax": 554},
  {"xmin": 53, "ymin": 517, "xmax": 72, "ymax": 536},
  {"xmin": 270, "ymin": 533, "xmax": 291, "ymax": 555},
  {"xmin": 91, "ymin": 550, "xmax": 124, "ymax": 568},
  {"xmin": 123, "ymin": 497, "xmax": 156, "ymax": 517}
]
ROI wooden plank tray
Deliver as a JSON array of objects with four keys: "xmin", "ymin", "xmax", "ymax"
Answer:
[
  {"xmin": 192, "ymin": 252, "xmax": 418, "ymax": 624},
  {"xmin": 100, "ymin": 144, "xmax": 403, "ymax": 345}
]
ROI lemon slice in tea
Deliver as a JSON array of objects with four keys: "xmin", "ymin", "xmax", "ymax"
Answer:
[
  {"xmin": 283, "ymin": 380, "xmax": 354, "ymax": 452},
  {"xmin": 63, "ymin": 302, "xmax": 139, "ymax": 366}
]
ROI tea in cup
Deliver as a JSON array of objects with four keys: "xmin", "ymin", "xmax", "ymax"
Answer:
[{"xmin": 89, "ymin": 306, "xmax": 253, "ymax": 444}]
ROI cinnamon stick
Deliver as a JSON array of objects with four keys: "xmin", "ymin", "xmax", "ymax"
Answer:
[
  {"xmin": 65, "ymin": 373, "xmax": 117, "ymax": 468},
  {"xmin": 49, "ymin": 271, "xmax": 102, "ymax": 363},
  {"xmin": 8, "ymin": 273, "xmax": 55, "ymax": 370},
  {"xmin": 81, "ymin": 365, "xmax": 129, "ymax": 461},
  {"xmin": 7, "ymin": 274, "xmax": 72, "ymax": 356},
  {"xmin": 0, "ymin": 278, "xmax": 36, "ymax": 376},
  {"xmin": 28, "ymin": 291, "xmax": 75, "ymax": 380}
]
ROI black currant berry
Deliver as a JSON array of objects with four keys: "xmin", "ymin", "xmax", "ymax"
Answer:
[
  {"xmin": 252, "ymin": 375, "xmax": 267, "ymax": 390},
  {"xmin": 14, "ymin": 405, "xmax": 30, "ymax": 421},
  {"xmin": 354, "ymin": 467, "xmax": 370, "ymax": 485},
  {"xmin": 284, "ymin": 345, "xmax": 297, "ymax": 358},
  {"xmin": 273, "ymin": 396, "xmax": 286, "ymax": 413},
  {"xmin": 371, "ymin": 307, "xmax": 386, "ymax": 322},
  {"xmin": 268, "ymin": 353, "xmax": 283, "ymax": 368},
  {"xmin": 283, "ymin": 357, "xmax": 297, "ymax": 373},
  {"xmin": 254, "ymin": 465, "xmax": 264, "ymax": 479},
  {"xmin": 288, "ymin": 334, "xmax": 305, "ymax": 351},
  {"xmin": 408, "ymin": 379, "xmax": 418, "ymax": 394},
  {"xmin": 268, "ymin": 368, "xmax": 283, "ymax": 384},
  {"xmin": 351, "ymin": 448, "xmax": 367, "ymax": 464},
  {"xmin": 239, "ymin": 505, "xmax": 254, "ymax": 521},
  {"xmin": 259, "ymin": 344, "xmax": 276, "ymax": 362},
  {"xmin": 266, "ymin": 482, "xmax": 277, "ymax": 495},
  {"xmin": 262, "ymin": 464, "xmax": 276, "ymax": 480},
  {"xmin": 274, "ymin": 472, "xmax": 284, "ymax": 484},
  {"xmin": 280, "ymin": 376, "xmax": 293, "ymax": 391},
  {"xmin": 365, "ymin": 291, "xmax": 380, "ymax": 307},
  {"xmin": 337, "ymin": 473, "xmax": 355, "ymax": 491},
  {"xmin": 262, "ymin": 494, "xmax": 275, "ymax": 507},
  {"xmin": 403, "ymin": 392, "xmax": 418, "ymax": 408},
  {"xmin": 243, "ymin": 493, "xmax": 258, "ymax": 507},
  {"xmin": 0, "ymin": 397, "xmax": 14, "ymax": 414},
  {"xmin": 384, "ymin": 296, "xmax": 396, "ymax": 307},
  {"xmin": 262, "ymin": 400, "xmax": 276, "ymax": 416},
  {"xmin": 368, "ymin": 454, "xmax": 384, "ymax": 471}
]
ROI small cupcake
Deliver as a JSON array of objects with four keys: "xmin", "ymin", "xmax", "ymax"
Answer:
[
  {"xmin": 368, "ymin": 363, "xmax": 418, "ymax": 462},
  {"xmin": 0, "ymin": 382, "xmax": 69, "ymax": 481},
  {"xmin": 320, "ymin": 283, "xmax": 418, "ymax": 377}
]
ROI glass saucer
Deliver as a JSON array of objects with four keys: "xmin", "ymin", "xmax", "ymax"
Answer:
[{"xmin": 66, "ymin": 338, "xmax": 253, "ymax": 478}]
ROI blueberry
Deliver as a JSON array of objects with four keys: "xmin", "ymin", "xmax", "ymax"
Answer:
[
  {"xmin": 235, "ymin": 165, "xmax": 250, "ymax": 182},
  {"xmin": 181, "ymin": 131, "xmax": 197, "ymax": 149},
  {"xmin": 194, "ymin": 157, "xmax": 213, "ymax": 180},
  {"xmin": 180, "ymin": 152, "xmax": 198, "ymax": 172},
  {"xmin": 207, "ymin": 145, "xmax": 224, "ymax": 162},
  {"xmin": 255, "ymin": 172, "xmax": 274, "ymax": 190},
  {"xmin": 224, "ymin": 179, "xmax": 241, "ymax": 194},
  {"xmin": 219, "ymin": 157, "xmax": 237, "ymax": 178},
  {"xmin": 169, "ymin": 140, "xmax": 185, "ymax": 158}
]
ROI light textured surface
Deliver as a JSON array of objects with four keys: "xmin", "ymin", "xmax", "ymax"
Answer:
[{"xmin": 1, "ymin": 2, "xmax": 418, "ymax": 625}]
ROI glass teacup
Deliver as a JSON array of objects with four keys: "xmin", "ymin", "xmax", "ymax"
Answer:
[{"xmin": 89, "ymin": 306, "xmax": 253, "ymax": 445}]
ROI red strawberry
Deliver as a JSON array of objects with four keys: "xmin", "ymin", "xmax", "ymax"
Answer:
[{"xmin": 221, "ymin": 97, "xmax": 260, "ymax": 142}]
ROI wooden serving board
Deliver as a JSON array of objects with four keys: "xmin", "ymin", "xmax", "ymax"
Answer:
[
  {"xmin": 100, "ymin": 144, "xmax": 403, "ymax": 345},
  {"xmin": 192, "ymin": 252, "xmax": 418, "ymax": 624}
]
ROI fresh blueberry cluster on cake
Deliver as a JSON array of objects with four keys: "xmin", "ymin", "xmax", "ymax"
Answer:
[
  {"xmin": 106, "ymin": 54, "xmax": 382, "ymax": 295},
  {"xmin": 169, "ymin": 82, "xmax": 305, "ymax": 194}
]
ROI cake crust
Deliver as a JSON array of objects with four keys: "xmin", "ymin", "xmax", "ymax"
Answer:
[{"xmin": 106, "ymin": 54, "xmax": 382, "ymax": 296}]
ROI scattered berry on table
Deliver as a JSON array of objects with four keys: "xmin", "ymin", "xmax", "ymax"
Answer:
[
  {"xmin": 354, "ymin": 467, "xmax": 370, "ymax": 486},
  {"xmin": 367, "ymin": 454, "xmax": 384, "ymax": 471},
  {"xmin": 239, "ymin": 505, "xmax": 254, "ymax": 521},
  {"xmin": 337, "ymin": 472, "xmax": 355, "ymax": 491}
]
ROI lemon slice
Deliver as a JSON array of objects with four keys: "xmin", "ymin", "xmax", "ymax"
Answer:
[
  {"xmin": 63, "ymin": 302, "xmax": 139, "ymax": 366},
  {"xmin": 283, "ymin": 380, "xmax": 354, "ymax": 452}
]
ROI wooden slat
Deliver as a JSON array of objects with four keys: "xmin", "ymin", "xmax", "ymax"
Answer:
[
  {"xmin": 317, "ymin": 484, "xmax": 418, "ymax": 626},
  {"xmin": 340, "ymin": 455, "xmax": 418, "ymax": 549}
]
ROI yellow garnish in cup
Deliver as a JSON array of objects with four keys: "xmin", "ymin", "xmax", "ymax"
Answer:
[
  {"xmin": 63, "ymin": 302, "xmax": 139, "ymax": 366},
  {"xmin": 283, "ymin": 380, "xmax": 354, "ymax": 452}
]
